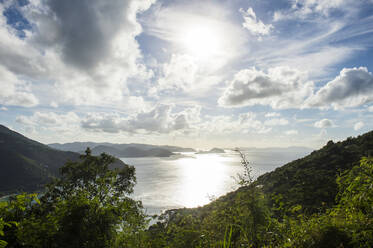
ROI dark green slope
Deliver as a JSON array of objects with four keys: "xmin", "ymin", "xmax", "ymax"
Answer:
[
  {"xmin": 256, "ymin": 130, "xmax": 373, "ymax": 213},
  {"xmin": 0, "ymin": 125, "xmax": 78, "ymax": 194}
]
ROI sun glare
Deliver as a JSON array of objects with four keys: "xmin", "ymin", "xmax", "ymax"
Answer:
[{"xmin": 180, "ymin": 25, "xmax": 223, "ymax": 60}]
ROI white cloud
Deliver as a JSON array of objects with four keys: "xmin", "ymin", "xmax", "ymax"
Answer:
[
  {"xmin": 16, "ymin": 111, "xmax": 81, "ymax": 133},
  {"xmin": 219, "ymin": 66, "xmax": 313, "ymax": 109},
  {"xmin": 368, "ymin": 106, "xmax": 373, "ymax": 112},
  {"xmin": 240, "ymin": 8, "xmax": 273, "ymax": 37},
  {"xmin": 0, "ymin": 0, "xmax": 155, "ymax": 106},
  {"xmin": 151, "ymin": 53, "xmax": 224, "ymax": 97},
  {"xmin": 354, "ymin": 121, "xmax": 364, "ymax": 131},
  {"xmin": 314, "ymin": 119, "xmax": 334, "ymax": 128},
  {"xmin": 0, "ymin": 65, "xmax": 38, "ymax": 107},
  {"xmin": 285, "ymin": 129, "xmax": 298, "ymax": 135},
  {"xmin": 200, "ymin": 112, "xmax": 271, "ymax": 135},
  {"xmin": 157, "ymin": 54, "xmax": 198, "ymax": 91},
  {"xmin": 307, "ymin": 67, "xmax": 373, "ymax": 109},
  {"xmin": 16, "ymin": 115, "xmax": 34, "ymax": 126},
  {"xmin": 265, "ymin": 112, "xmax": 281, "ymax": 117},
  {"xmin": 264, "ymin": 118, "xmax": 289, "ymax": 126},
  {"xmin": 0, "ymin": 106, "xmax": 8, "ymax": 111},
  {"xmin": 81, "ymin": 104, "xmax": 201, "ymax": 134},
  {"xmin": 238, "ymin": 112, "xmax": 272, "ymax": 133},
  {"xmin": 220, "ymin": 66, "xmax": 373, "ymax": 111},
  {"xmin": 274, "ymin": 0, "xmax": 353, "ymax": 20},
  {"xmin": 50, "ymin": 101, "xmax": 58, "ymax": 108},
  {"xmin": 16, "ymin": 111, "xmax": 80, "ymax": 126}
]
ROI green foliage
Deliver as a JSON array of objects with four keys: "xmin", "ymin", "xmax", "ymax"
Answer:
[
  {"xmin": 0, "ymin": 193, "xmax": 38, "ymax": 247},
  {"xmin": 234, "ymin": 150, "xmax": 254, "ymax": 187},
  {"xmin": 257, "ymin": 131, "xmax": 373, "ymax": 215},
  {"xmin": 336, "ymin": 157, "xmax": 373, "ymax": 216},
  {"xmin": 0, "ymin": 149, "xmax": 146, "ymax": 248},
  {"xmin": 279, "ymin": 157, "xmax": 373, "ymax": 248},
  {"xmin": 0, "ymin": 217, "xmax": 8, "ymax": 248},
  {"xmin": 332, "ymin": 157, "xmax": 373, "ymax": 247}
]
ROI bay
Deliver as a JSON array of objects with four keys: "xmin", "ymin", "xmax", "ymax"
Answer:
[{"xmin": 120, "ymin": 148, "xmax": 312, "ymax": 215}]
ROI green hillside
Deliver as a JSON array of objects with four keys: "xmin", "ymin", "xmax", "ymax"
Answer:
[
  {"xmin": 0, "ymin": 125, "xmax": 80, "ymax": 195},
  {"xmin": 256, "ymin": 130, "xmax": 373, "ymax": 214}
]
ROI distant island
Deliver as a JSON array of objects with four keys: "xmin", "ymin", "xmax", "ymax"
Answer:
[
  {"xmin": 196, "ymin": 147, "xmax": 225, "ymax": 154},
  {"xmin": 90, "ymin": 145, "xmax": 174, "ymax": 158}
]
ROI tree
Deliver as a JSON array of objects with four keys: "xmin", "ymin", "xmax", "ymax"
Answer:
[
  {"xmin": 17, "ymin": 148, "xmax": 147, "ymax": 248},
  {"xmin": 0, "ymin": 193, "xmax": 38, "ymax": 247},
  {"xmin": 234, "ymin": 150, "xmax": 254, "ymax": 187},
  {"xmin": 332, "ymin": 157, "xmax": 373, "ymax": 247}
]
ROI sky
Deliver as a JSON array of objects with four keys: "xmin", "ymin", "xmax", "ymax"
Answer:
[{"xmin": 0, "ymin": 0, "xmax": 373, "ymax": 149}]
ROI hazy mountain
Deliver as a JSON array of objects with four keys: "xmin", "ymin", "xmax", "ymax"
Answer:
[
  {"xmin": 91, "ymin": 145, "xmax": 124, "ymax": 157},
  {"xmin": 48, "ymin": 142, "xmax": 112, "ymax": 152},
  {"xmin": 49, "ymin": 142, "xmax": 196, "ymax": 155},
  {"xmin": 90, "ymin": 145, "xmax": 174, "ymax": 157},
  {"xmin": 0, "ymin": 125, "xmax": 126, "ymax": 195},
  {"xmin": 237, "ymin": 146, "xmax": 313, "ymax": 153},
  {"xmin": 159, "ymin": 145, "xmax": 195, "ymax": 152},
  {"xmin": 197, "ymin": 148, "xmax": 225, "ymax": 154}
]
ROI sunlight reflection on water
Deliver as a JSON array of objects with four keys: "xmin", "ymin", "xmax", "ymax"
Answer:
[
  {"xmin": 121, "ymin": 151, "xmax": 243, "ymax": 214},
  {"xmin": 120, "ymin": 149, "xmax": 306, "ymax": 215}
]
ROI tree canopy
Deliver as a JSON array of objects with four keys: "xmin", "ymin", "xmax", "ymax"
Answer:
[{"xmin": 0, "ymin": 149, "xmax": 146, "ymax": 248}]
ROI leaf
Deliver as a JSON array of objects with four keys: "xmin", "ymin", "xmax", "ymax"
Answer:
[{"xmin": 0, "ymin": 240, "xmax": 7, "ymax": 248}]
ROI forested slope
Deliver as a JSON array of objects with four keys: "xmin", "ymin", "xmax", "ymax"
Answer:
[
  {"xmin": 256, "ymin": 131, "xmax": 373, "ymax": 213},
  {"xmin": 0, "ymin": 125, "xmax": 126, "ymax": 195}
]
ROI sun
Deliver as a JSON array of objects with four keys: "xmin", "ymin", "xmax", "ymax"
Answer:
[{"xmin": 180, "ymin": 24, "xmax": 223, "ymax": 60}]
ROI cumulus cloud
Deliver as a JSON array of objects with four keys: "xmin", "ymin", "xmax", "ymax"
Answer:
[
  {"xmin": 81, "ymin": 104, "xmax": 201, "ymax": 134},
  {"xmin": 0, "ymin": 0, "xmax": 155, "ymax": 106},
  {"xmin": 314, "ymin": 119, "xmax": 334, "ymax": 128},
  {"xmin": 265, "ymin": 112, "xmax": 280, "ymax": 117},
  {"xmin": 307, "ymin": 67, "xmax": 373, "ymax": 109},
  {"xmin": 151, "ymin": 53, "xmax": 223, "ymax": 97},
  {"xmin": 219, "ymin": 66, "xmax": 313, "ymax": 109},
  {"xmin": 220, "ymin": 66, "xmax": 373, "ymax": 110},
  {"xmin": 354, "ymin": 121, "xmax": 364, "ymax": 131},
  {"xmin": 285, "ymin": 129, "xmax": 298, "ymax": 135},
  {"xmin": 37, "ymin": 1, "xmax": 145, "ymax": 69},
  {"xmin": 264, "ymin": 118, "xmax": 289, "ymax": 126},
  {"xmin": 16, "ymin": 111, "xmax": 80, "ymax": 126},
  {"xmin": 238, "ymin": 112, "xmax": 272, "ymax": 133},
  {"xmin": 16, "ymin": 111, "xmax": 81, "ymax": 133},
  {"xmin": 200, "ymin": 112, "xmax": 271, "ymax": 135},
  {"xmin": 240, "ymin": 8, "xmax": 273, "ymax": 37},
  {"xmin": 0, "ymin": 65, "xmax": 38, "ymax": 107},
  {"xmin": 157, "ymin": 54, "xmax": 198, "ymax": 92},
  {"xmin": 15, "ymin": 115, "xmax": 34, "ymax": 126}
]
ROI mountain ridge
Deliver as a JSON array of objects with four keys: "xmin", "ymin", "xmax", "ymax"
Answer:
[
  {"xmin": 0, "ymin": 124, "xmax": 126, "ymax": 195},
  {"xmin": 49, "ymin": 142, "xmax": 196, "ymax": 155}
]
